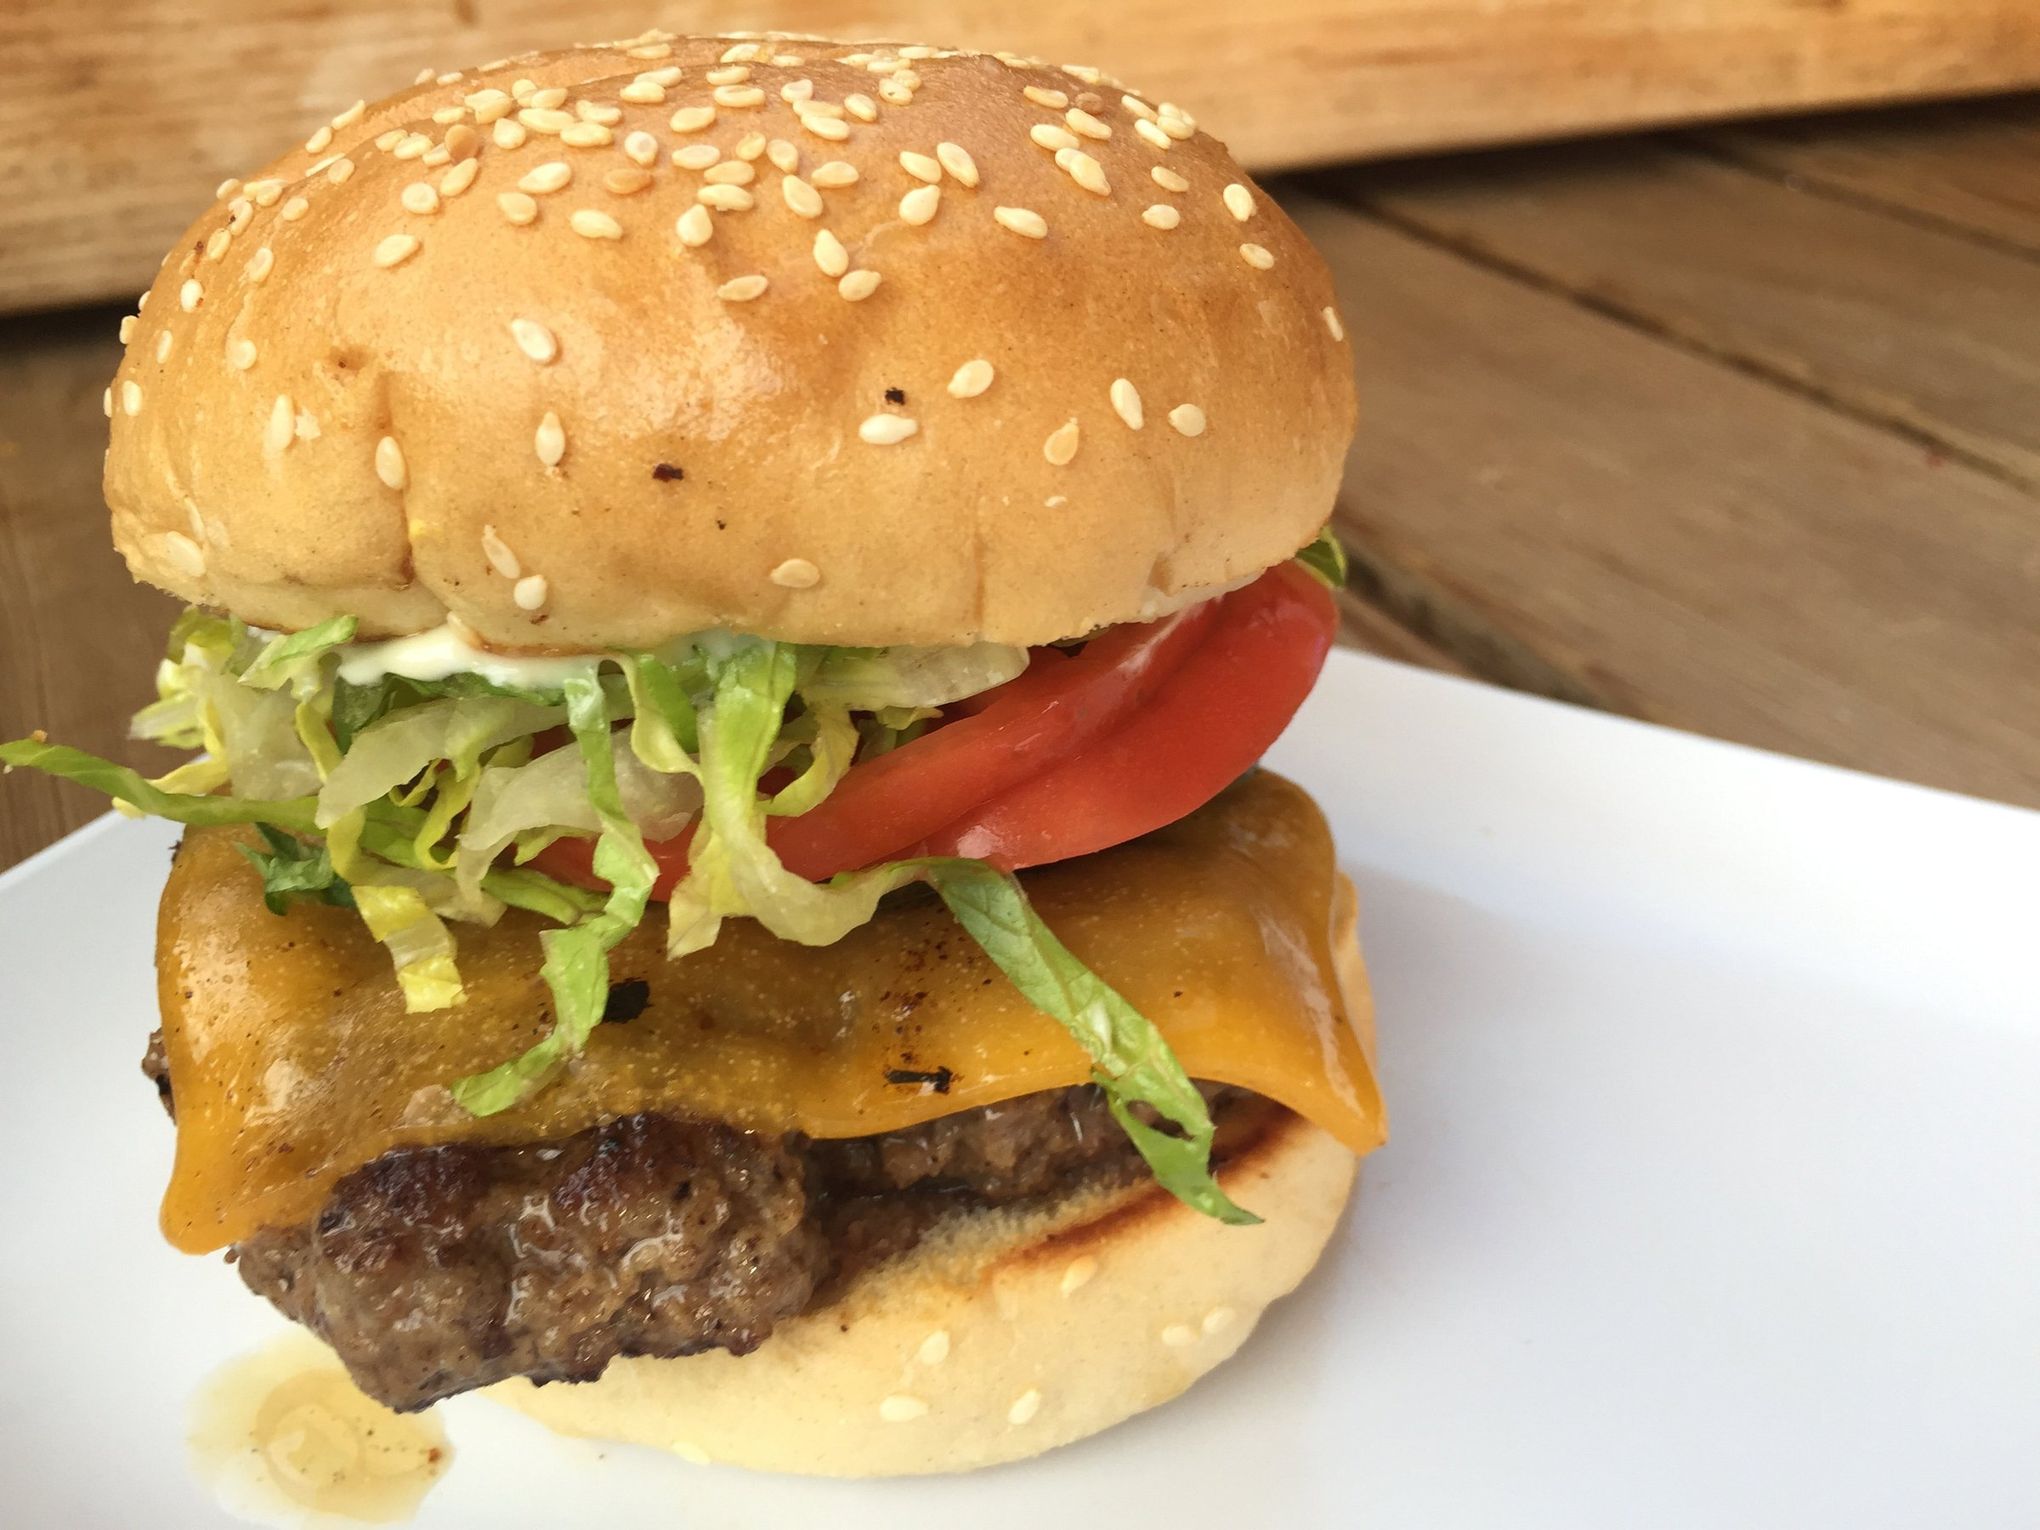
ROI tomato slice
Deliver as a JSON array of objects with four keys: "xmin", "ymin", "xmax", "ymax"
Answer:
[
  {"xmin": 908, "ymin": 561, "xmax": 1335, "ymax": 867},
  {"xmin": 529, "ymin": 562, "xmax": 1335, "ymax": 895}
]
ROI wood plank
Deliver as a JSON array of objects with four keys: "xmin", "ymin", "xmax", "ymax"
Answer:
[
  {"xmin": 1285, "ymin": 193, "xmax": 2040, "ymax": 809},
  {"xmin": 4, "ymin": 1, "xmax": 2039, "ymax": 312},
  {"xmin": 0, "ymin": 307, "xmax": 181, "ymax": 871},
  {"xmin": 1334, "ymin": 141, "xmax": 2040, "ymax": 491},
  {"xmin": 1698, "ymin": 94, "xmax": 2040, "ymax": 253}
]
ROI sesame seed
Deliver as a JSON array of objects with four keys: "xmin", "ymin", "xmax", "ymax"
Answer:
[
  {"xmin": 1136, "ymin": 117, "xmax": 1171, "ymax": 150},
  {"xmin": 1066, "ymin": 108, "xmax": 1112, "ymax": 140},
  {"xmin": 810, "ymin": 160, "xmax": 858, "ymax": 188},
  {"xmin": 620, "ymin": 80, "xmax": 666, "ymax": 105},
  {"xmin": 935, "ymin": 142, "xmax": 979, "ymax": 186},
  {"xmin": 513, "ymin": 574, "xmax": 549, "ymax": 611},
  {"xmin": 413, "ymin": 67, "xmax": 436, "ymax": 85},
  {"xmin": 734, "ymin": 133, "xmax": 766, "ymax": 161},
  {"xmin": 431, "ymin": 106, "xmax": 464, "ymax": 127},
  {"xmin": 1240, "ymin": 242, "xmax": 1275, "ymax": 269},
  {"xmin": 1109, "ymin": 378, "xmax": 1144, "ymax": 429},
  {"xmin": 605, "ymin": 166, "xmax": 653, "ymax": 196},
  {"xmin": 767, "ymin": 138, "xmax": 800, "ymax": 173},
  {"xmin": 519, "ymin": 107, "xmax": 574, "ymax": 134},
  {"xmin": 1057, "ymin": 148, "xmax": 1109, "ymax": 195},
  {"xmin": 915, "ymin": 1329, "xmax": 951, "ymax": 1365},
  {"xmin": 675, "ymin": 205, "xmax": 713, "ymax": 246},
  {"xmin": 628, "ymin": 42, "xmax": 673, "ymax": 61},
  {"xmin": 535, "ymin": 411, "xmax": 566, "ymax": 467},
  {"xmin": 1007, "ymin": 1389, "xmax": 1043, "ymax": 1425},
  {"xmin": 799, "ymin": 112, "xmax": 850, "ymax": 141},
  {"xmin": 1029, "ymin": 123, "xmax": 1079, "ymax": 153},
  {"xmin": 393, "ymin": 132, "xmax": 432, "ymax": 160},
  {"xmin": 1158, "ymin": 109, "xmax": 1195, "ymax": 140},
  {"xmin": 1122, "ymin": 94, "xmax": 1158, "ymax": 121},
  {"xmin": 1223, "ymin": 183, "xmax": 1255, "ymax": 221},
  {"xmin": 280, "ymin": 196, "xmax": 309, "ymax": 222},
  {"xmin": 1161, "ymin": 1324, "xmax": 1197, "ymax": 1348},
  {"xmin": 705, "ymin": 64, "xmax": 750, "ymax": 85},
  {"xmin": 577, "ymin": 101, "xmax": 623, "ymax": 126},
  {"xmin": 624, "ymin": 130, "xmax": 661, "ymax": 166},
  {"xmin": 878, "ymin": 80, "xmax": 913, "ymax": 106},
  {"xmin": 561, "ymin": 122, "xmax": 613, "ymax": 149},
  {"xmin": 838, "ymin": 269, "xmax": 882, "ymax": 301},
  {"xmin": 720, "ymin": 42, "xmax": 759, "ymax": 62},
  {"xmin": 466, "ymin": 89, "xmax": 512, "ymax": 123},
  {"xmin": 571, "ymin": 209, "xmax": 623, "ymax": 240},
  {"xmin": 322, "ymin": 156, "xmax": 355, "ymax": 189},
  {"xmin": 779, "ymin": 78, "xmax": 815, "ymax": 103},
  {"xmin": 899, "ymin": 184, "xmax": 940, "ymax": 225},
  {"xmin": 375, "ymin": 436, "xmax": 407, "ymax": 489},
  {"xmin": 675, "ymin": 144, "xmax": 719, "ymax": 172},
  {"xmin": 440, "ymin": 158, "xmax": 480, "ymax": 197},
  {"xmin": 245, "ymin": 246, "xmax": 274, "ymax": 283},
  {"xmin": 811, "ymin": 229, "xmax": 849, "ymax": 277},
  {"xmin": 264, "ymin": 394, "xmax": 295, "ymax": 455},
  {"xmin": 1141, "ymin": 204, "xmax": 1181, "ymax": 230},
  {"xmin": 481, "ymin": 523, "xmax": 521, "ymax": 578},
  {"xmin": 947, "ymin": 358, "xmax": 994, "ymax": 399},
  {"xmin": 401, "ymin": 182, "xmax": 440, "ymax": 215},
  {"xmin": 694, "ymin": 184, "xmax": 753, "ymax": 215},
  {"xmin": 1023, "ymin": 85, "xmax": 1069, "ymax": 109},
  {"xmin": 877, "ymin": 1395, "xmax": 928, "ymax": 1423},
  {"xmin": 420, "ymin": 146, "xmax": 450, "ymax": 167},
  {"xmin": 844, "ymin": 93, "xmax": 878, "ymax": 122},
  {"xmin": 669, "ymin": 105, "xmax": 716, "ymax": 133},
  {"xmin": 770, "ymin": 557, "xmax": 820, "ymax": 589},
  {"xmin": 714, "ymin": 85, "xmax": 766, "ymax": 109},
  {"xmin": 641, "ymin": 65, "xmax": 683, "ymax": 87},
  {"xmin": 179, "ymin": 278, "xmax": 203, "ymax": 311},
  {"xmin": 120, "ymin": 380, "xmax": 142, "ymax": 416},
  {"xmin": 304, "ymin": 123, "xmax": 334, "ymax": 154},
  {"xmin": 1152, "ymin": 165, "xmax": 1190, "ymax": 193},
  {"xmin": 994, "ymin": 206, "xmax": 1047, "ymax": 239},
  {"xmin": 377, "ymin": 128, "xmax": 405, "ymax": 149},
  {"xmin": 492, "ymin": 119, "xmax": 528, "ymax": 150},
  {"xmin": 1168, "ymin": 403, "xmax": 1207, "ymax": 436},
  {"xmin": 859, "ymin": 413, "xmax": 916, "ymax": 444},
  {"xmin": 248, "ymin": 180, "xmax": 283, "ymax": 207},
  {"xmin": 717, "ymin": 274, "xmax": 769, "ymax": 302},
  {"xmin": 155, "ymin": 330, "xmax": 173, "ymax": 362},
  {"xmin": 1043, "ymin": 419, "xmax": 1081, "ymax": 466},
  {"xmin": 1045, "ymin": 493, "xmax": 1068, "ymax": 508},
  {"xmin": 436, "ymin": 69, "xmax": 463, "ymax": 86},
  {"xmin": 780, "ymin": 176, "xmax": 823, "ymax": 219},
  {"xmin": 101, "ymin": 386, "xmax": 111, "ymax": 418},
  {"xmin": 118, "ymin": 315, "xmax": 136, "ymax": 344},
  {"xmin": 1060, "ymin": 1255, "xmax": 1098, "ymax": 1294},
  {"xmin": 1202, "ymin": 1305, "xmax": 1238, "ymax": 1334},
  {"xmin": 227, "ymin": 198, "xmax": 254, "ymax": 233},
  {"xmin": 509, "ymin": 318, "xmax": 558, "ymax": 364},
  {"xmin": 227, "ymin": 337, "xmax": 257, "ymax": 370},
  {"xmin": 158, "ymin": 532, "xmax": 206, "ymax": 579},
  {"xmin": 519, "ymin": 162, "xmax": 572, "ymax": 194},
  {"xmin": 900, "ymin": 150, "xmax": 941, "ymax": 183},
  {"xmin": 293, "ymin": 409, "xmax": 320, "ymax": 443},
  {"xmin": 374, "ymin": 234, "xmax": 421, "ymax": 268},
  {"xmin": 204, "ymin": 229, "xmax": 232, "ymax": 261},
  {"xmin": 1323, "ymin": 306, "xmax": 1346, "ymax": 341},
  {"xmin": 703, "ymin": 160, "xmax": 755, "ymax": 186},
  {"xmin": 1065, "ymin": 63, "xmax": 1104, "ymax": 84},
  {"xmin": 498, "ymin": 191, "xmax": 539, "ymax": 226},
  {"xmin": 215, "ymin": 176, "xmax": 242, "ymax": 200}
]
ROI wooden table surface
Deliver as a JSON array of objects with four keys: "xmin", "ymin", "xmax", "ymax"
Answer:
[{"xmin": 3, "ymin": 95, "xmax": 2037, "ymax": 871}]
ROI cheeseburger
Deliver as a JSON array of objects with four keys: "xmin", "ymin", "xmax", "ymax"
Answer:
[{"xmin": 2, "ymin": 30, "xmax": 1383, "ymax": 1476}]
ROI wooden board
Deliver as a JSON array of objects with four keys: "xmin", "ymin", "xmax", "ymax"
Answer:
[
  {"xmin": 4, "ymin": 0, "xmax": 2040, "ymax": 313},
  {"xmin": 1286, "ymin": 193, "xmax": 2040, "ymax": 809},
  {"xmin": 1338, "ymin": 140, "xmax": 2040, "ymax": 492},
  {"xmin": 1699, "ymin": 95, "xmax": 2040, "ymax": 253},
  {"xmin": 0, "ymin": 308, "xmax": 182, "ymax": 871}
]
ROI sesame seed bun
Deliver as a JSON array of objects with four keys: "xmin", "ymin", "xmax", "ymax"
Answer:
[
  {"xmin": 490, "ymin": 1108, "xmax": 1359, "ymax": 1477},
  {"xmin": 104, "ymin": 31, "xmax": 1356, "ymax": 649}
]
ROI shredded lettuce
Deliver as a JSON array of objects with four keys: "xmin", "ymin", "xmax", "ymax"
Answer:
[
  {"xmin": 237, "ymin": 825, "xmax": 355, "ymax": 914},
  {"xmin": 802, "ymin": 641, "xmax": 1028, "ymax": 712},
  {"xmin": 1296, "ymin": 526, "xmax": 1349, "ymax": 590},
  {"xmin": 0, "ymin": 738, "xmax": 321, "ymax": 834},
  {"xmin": 352, "ymin": 882, "xmax": 466, "ymax": 1011}
]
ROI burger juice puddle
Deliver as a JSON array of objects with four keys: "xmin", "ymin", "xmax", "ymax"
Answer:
[{"xmin": 188, "ymin": 1331, "xmax": 452, "ymax": 1524}]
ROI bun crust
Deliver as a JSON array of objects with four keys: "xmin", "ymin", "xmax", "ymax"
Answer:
[
  {"xmin": 106, "ymin": 33, "xmax": 1357, "ymax": 650},
  {"xmin": 489, "ymin": 1109, "xmax": 1358, "ymax": 1476}
]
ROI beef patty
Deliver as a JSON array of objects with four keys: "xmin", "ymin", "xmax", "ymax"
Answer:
[{"xmin": 144, "ymin": 1033, "xmax": 1260, "ymax": 1411}]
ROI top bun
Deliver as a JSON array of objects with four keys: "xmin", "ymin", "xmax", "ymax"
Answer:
[{"xmin": 105, "ymin": 31, "xmax": 1356, "ymax": 650}]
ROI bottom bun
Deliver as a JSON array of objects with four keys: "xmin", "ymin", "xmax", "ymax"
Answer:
[{"xmin": 487, "ymin": 1108, "xmax": 1359, "ymax": 1476}]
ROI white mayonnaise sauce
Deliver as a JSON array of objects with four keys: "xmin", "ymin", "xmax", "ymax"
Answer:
[{"xmin": 334, "ymin": 622, "xmax": 600, "ymax": 690}]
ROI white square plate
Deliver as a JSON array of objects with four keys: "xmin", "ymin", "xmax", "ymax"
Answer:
[{"xmin": 2, "ymin": 651, "xmax": 2034, "ymax": 1528}]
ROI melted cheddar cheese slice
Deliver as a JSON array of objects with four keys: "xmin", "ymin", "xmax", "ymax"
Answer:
[{"xmin": 155, "ymin": 770, "xmax": 1384, "ymax": 1252}]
